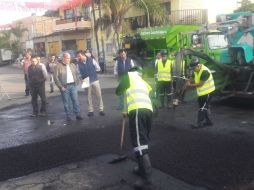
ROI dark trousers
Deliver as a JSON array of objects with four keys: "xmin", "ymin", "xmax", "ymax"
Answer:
[
  {"xmin": 99, "ymin": 62, "xmax": 104, "ymax": 73},
  {"xmin": 30, "ymin": 83, "xmax": 46, "ymax": 114},
  {"xmin": 197, "ymin": 93, "xmax": 212, "ymax": 125},
  {"xmin": 158, "ymin": 81, "xmax": 172, "ymax": 107},
  {"xmin": 128, "ymin": 108, "xmax": 153, "ymax": 157},
  {"xmin": 24, "ymin": 74, "xmax": 30, "ymax": 95}
]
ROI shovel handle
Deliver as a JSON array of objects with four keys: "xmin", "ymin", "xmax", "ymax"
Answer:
[{"xmin": 120, "ymin": 119, "xmax": 125, "ymax": 150}]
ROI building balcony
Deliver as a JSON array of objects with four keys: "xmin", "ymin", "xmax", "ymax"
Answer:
[
  {"xmin": 168, "ymin": 9, "xmax": 208, "ymax": 25},
  {"xmin": 54, "ymin": 16, "xmax": 92, "ymax": 32}
]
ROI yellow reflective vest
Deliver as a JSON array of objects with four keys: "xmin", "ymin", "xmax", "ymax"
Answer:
[
  {"xmin": 157, "ymin": 60, "xmax": 173, "ymax": 82},
  {"xmin": 194, "ymin": 65, "xmax": 215, "ymax": 96},
  {"xmin": 126, "ymin": 72, "xmax": 153, "ymax": 113}
]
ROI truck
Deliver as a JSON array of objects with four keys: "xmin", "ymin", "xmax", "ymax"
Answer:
[
  {"xmin": 122, "ymin": 11, "xmax": 254, "ymax": 99},
  {"xmin": 0, "ymin": 49, "xmax": 13, "ymax": 65}
]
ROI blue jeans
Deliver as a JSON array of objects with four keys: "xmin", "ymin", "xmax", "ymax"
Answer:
[{"xmin": 60, "ymin": 84, "xmax": 81, "ymax": 117}]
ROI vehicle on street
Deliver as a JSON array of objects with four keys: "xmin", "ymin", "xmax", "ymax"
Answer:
[{"xmin": 0, "ymin": 49, "xmax": 13, "ymax": 65}]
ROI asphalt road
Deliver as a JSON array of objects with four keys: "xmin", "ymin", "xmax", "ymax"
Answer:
[
  {"xmin": 0, "ymin": 90, "xmax": 254, "ymax": 190},
  {"xmin": 1, "ymin": 64, "xmax": 254, "ymax": 190}
]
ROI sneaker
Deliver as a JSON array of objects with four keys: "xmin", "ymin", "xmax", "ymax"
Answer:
[
  {"xmin": 76, "ymin": 115, "xmax": 83, "ymax": 120},
  {"xmin": 87, "ymin": 112, "xmax": 94, "ymax": 117},
  {"xmin": 99, "ymin": 111, "xmax": 105, "ymax": 116},
  {"xmin": 39, "ymin": 112, "xmax": 47, "ymax": 117},
  {"xmin": 30, "ymin": 113, "xmax": 38, "ymax": 117}
]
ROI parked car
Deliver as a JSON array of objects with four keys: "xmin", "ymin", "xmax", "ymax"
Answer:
[{"xmin": 57, "ymin": 50, "xmax": 77, "ymax": 64}]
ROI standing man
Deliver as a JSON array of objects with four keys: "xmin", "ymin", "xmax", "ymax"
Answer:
[
  {"xmin": 54, "ymin": 52, "xmax": 83, "ymax": 121},
  {"xmin": 116, "ymin": 66, "xmax": 154, "ymax": 190},
  {"xmin": 186, "ymin": 57, "xmax": 215, "ymax": 128},
  {"xmin": 114, "ymin": 49, "xmax": 135, "ymax": 110},
  {"xmin": 28, "ymin": 56, "xmax": 47, "ymax": 117},
  {"xmin": 23, "ymin": 51, "xmax": 32, "ymax": 96},
  {"xmin": 156, "ymin": 50, "xmax": 173, "ymax": 109},
  {"xmin": 46, "ymin": 54, "xmax": 58, "ymax": 93},
  {"xmin": 76, "ymin": 50, "xmax": 105, "ymax": 117}
]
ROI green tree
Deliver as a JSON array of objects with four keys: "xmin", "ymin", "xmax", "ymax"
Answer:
[
  {"xmin": 0, "ymin": 30, "xmax": 12, "ymax": 48},
  {"xmin": 10, "ymin": 22, "xmax": 28, "ymax": 56},
  {"xmin": 234, "ymin": 0, "xmax": 254, "ymax": 12},
  {"xmin": 94, "ymin": 0, "xmax": 163, "ymax": 50}
]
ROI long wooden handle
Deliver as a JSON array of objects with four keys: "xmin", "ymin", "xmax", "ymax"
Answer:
[{"xmin": 120, "ymin": 119, "xmax": 125, "ymax": 150}]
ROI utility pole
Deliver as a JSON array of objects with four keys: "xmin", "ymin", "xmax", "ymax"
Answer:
[{"xmin": 98, "ymin": 0, "xmax": 106, "ymax": 69}]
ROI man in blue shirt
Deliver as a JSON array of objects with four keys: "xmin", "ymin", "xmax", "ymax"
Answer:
[{"xmin": 77, "ymin": 50, "xmax": 105, "ymax": 117}]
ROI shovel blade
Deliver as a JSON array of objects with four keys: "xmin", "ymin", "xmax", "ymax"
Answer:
[{"xmin": 108, "ymin": 155, "xmax": 127, "ymax": 164}]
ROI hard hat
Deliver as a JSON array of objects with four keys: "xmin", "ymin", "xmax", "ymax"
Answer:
[
  {"xmin": 129, "ymin": 66, "xmax": 142, "ymax": 73},
  {"xmin": 189, "ymin": 57, "xmax": 200, "ymax": 67},
  {"xmin": 160, "ymin": 50, "xmax": 168, "ymax": 56}
]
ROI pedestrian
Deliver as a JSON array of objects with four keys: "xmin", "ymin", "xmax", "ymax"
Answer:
[
  {"xmin": 115, "ymin": 66, "xmax": 154, "ymax": 190},
  {"xmin": 23, "ymin": 51, "xmax": 32, "ymax": 96},
  {"xmin": 186, "ymin": 57, "xmax": 215, "ymax": 128},
  {"xmin": 46, "ymin": 54, "xmax": 58, "ymax": 93},
  {"xmin": 28, "ymin": 56, "xmax": 47, "ymax": 117},
  {"xmin": 98, "ymin": 52, "xmax": 106, "ymax": 73},
  {"xmin": 53, "ymin": 52, "xmax": 83, "ymax": 121},
  {"xmin": 156, "ymin": 50, "xmax": 173, "ymax": 109},
  {"xmin": 114, "ymin": 49, "xmax": 135, "ymax": 110},
  {"xmin": 76, "ymin": 50, "xmax": 105, "ymax": 117}
]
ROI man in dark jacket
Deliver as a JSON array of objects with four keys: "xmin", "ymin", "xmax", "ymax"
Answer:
[
  {"xmin": 114, "ymin": 49, "xmax": 135, "ymax": 110},
  {"xmin": 28, "ymin": 56, "xmax": 47, "ymax": 117},
  {"xmin": 77, "ymin": 50, "xmax": 105, "ymax": 117}
]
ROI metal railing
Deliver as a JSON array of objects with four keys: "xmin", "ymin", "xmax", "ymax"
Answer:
[
  {"xmin": 55, "ymin": 16, "xmax": 91, "ymax": 25},
  {"xmin": 168, "ymin": 9, "xmax": 208, "ymax": 25}
]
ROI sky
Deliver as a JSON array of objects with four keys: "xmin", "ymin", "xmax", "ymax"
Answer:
[
  {"xmin": 0, "ymin": 0, "xmax": 254, "ymax": 26},
  {"xmin": 0, "ymin": 0, "xmax": 54, "ymax": 25}
]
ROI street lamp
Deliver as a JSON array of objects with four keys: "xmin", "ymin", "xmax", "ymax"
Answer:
[{"xmin": 139, "ymin": 0, "xmax": 150, "ymax": 28}]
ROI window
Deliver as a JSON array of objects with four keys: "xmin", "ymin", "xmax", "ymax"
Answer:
[
  {"xmin": 161, "ymin": 2, "xmax": 171, "ymax": 14},
  {"xmin": 207, "ymin": 34, "xmax": 228, "ymax": 50},
  {"xmin": 64, "ymin": 9, "xmax": 74, "ymax": 19}
]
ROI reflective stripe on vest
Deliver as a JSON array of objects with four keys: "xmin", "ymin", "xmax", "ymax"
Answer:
[
  {"xmin": 157, "ymin": 60, "xmax": 172, "ymax": 81},
  {"xmin": 194, "ymin": 65, "xmax": 215, "ymax": 96},
  {"xmin": 126, "ymin": 72, "xmax": 153, "ymax": 113}
]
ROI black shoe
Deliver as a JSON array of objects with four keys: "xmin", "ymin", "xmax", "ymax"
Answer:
[
  {"xmin": 190, "ymin": 123, "xmax": 205, "ymax": 129},
  {"xmin": 204, "ymin": 120, "xmax": 213, "ymax": 126},
  {"xmin": 66, "ymin": 117, "xmax": 72, "ymax": 122},
  {"xmin": 132, "ymin": 166, "xmax": 142, "ymax": 176},
  {"xmin": 99, "ymin": 111, "xmax": 105, "ymax": 116},
  {"xmin": 87, "ymin": 112, "xmax": 94, "ymax": 117},
  {"xmin": 76, "ymin": 115, "xmax": 83, "ymax": 120}
]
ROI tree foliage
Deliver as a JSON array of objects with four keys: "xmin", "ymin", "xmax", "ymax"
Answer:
[{"xmin": 234, "ymin": 0, "xmax": 254, "ymax": 12}]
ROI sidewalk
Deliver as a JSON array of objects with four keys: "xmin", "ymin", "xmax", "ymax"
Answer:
[{"xmin": 0, "ymin": 64, "xmax": 208, "ymax": 190}]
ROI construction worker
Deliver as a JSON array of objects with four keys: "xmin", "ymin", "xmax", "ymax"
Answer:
[
  {"xmin": 115, "ymin": 66, "xmax": 154, "ymax": 190},
  {"xmin": 186, "ymin": 57, "xmax": 215, "ymax": 128},
  {"xmin": 156, "ymin": 50, "xmax": 173, "ymax": 109}
]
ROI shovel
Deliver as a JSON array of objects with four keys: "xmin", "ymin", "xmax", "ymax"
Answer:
[{"xmin": 108, "ymin": 118, "xmax": 128, "ymax": 164}]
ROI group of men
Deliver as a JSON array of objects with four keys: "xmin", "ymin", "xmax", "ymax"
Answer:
[
  {"xmin": 22, "ymin": 51, "xmax": 105, "ymax": 121},
  {"xmin": 114, "ymin": 48, "xmax": 215, "ymax": 189},
  {"xmin": 22, "ymin": 48, "xmax": 215, "ymax": 190}
]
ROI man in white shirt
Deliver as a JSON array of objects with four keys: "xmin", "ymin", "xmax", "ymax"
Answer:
[{"xmin": 54, "ymin": 53, "xmax": 83, "ymax": 121}]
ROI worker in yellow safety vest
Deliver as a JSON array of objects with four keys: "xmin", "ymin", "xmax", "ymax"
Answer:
[
  {"xmin": 156, "ymin": 50, "xmax": 174, "ymax": 109},
  {"xmin": 186, "ymin": 57, "xmax": 215, "ymax": 129},
  {"xmin": 115, "ymin": 66, "xmax": 155, "ymax": 189}
]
